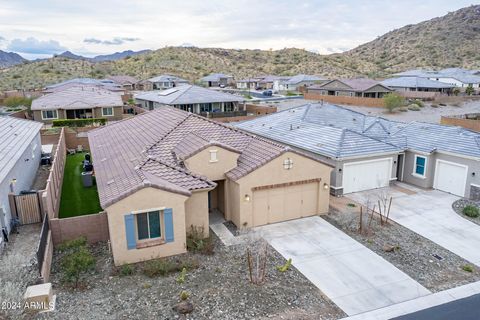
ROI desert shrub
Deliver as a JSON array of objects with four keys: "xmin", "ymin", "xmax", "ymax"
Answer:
[
  {"xmin": 176, "ymin": 267, "xmax": 187, "ymax": 284},
  {"xmin": 57, "ymin": 236, "xmax": 87, "ymax": 252},
  {"xmin": 463, "ymin": 205, "xmax": 480, "ymax": 218},
  {"xmin": 277, "ymin": 258, "xmax": 292, "ymax": 272},
  {"xmin": 462, "ymin": 265, "xmax": 474, "ymax": 273},
  {"xmin": 186, "ymin": 226, "xmax": 214, "ymax": 255},
  {"xmin": 61, "ymin": 247, "xmax": 95, "ymax": 287},
  {"xmin": 180, "ymin": 290, "xmax": 190, "ymax": 301},
  {"xmin": 119, "ymin": 264, "xmax": 135, "ymax": 276},
  {"xmin": 383, "ymin": 93, "xmax": 405, "ymax": 113},
  {"xmin": 143, "ymin": 259, "xmax": 176, "ymax": 278},
  {"xmin": 412, "ymin": 100, "xmax": 424, "ymax": 107},
  {"xmin": 4, "ymin": 96, "xmax": 33, "ymax": 108},
  {"xmin": 407, "ymin": 104, "xmax": 421, "ymax": 111},
  {"xmin": 347, "ymin": 203, "xmax": 356, "ymax": 207},
  {"xmin": 52, "ymin": 118, "xmax": 107, "ymax": 127},
  {"xmin": 465, "ymin": 85, "xmax": 474, "ymax": 96},
  {"xmin": 398, "ymin": 107, "xmax": 408, "ymax": 112}
]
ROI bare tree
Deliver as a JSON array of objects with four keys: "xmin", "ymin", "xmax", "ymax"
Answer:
[{"xmin": 242, "ymin": 230, "xmax": 268, "ymax": 285}]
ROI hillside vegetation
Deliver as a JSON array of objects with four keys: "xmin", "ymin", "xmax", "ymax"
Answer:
[{"xmin": 1, "ymin": 5, "xmax": 480, "ymax": 90}]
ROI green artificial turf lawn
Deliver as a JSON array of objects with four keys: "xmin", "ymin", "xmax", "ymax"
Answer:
[{"xmin": 59, "ymin": 152, "xmax": 102, "ymax": 218}]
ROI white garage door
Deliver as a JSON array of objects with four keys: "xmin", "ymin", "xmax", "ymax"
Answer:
[
  {"xmin": 343, "ymin": 158, "xmax": 392, "ymax": 194},
  {"xmin": 434, "ymin": 160, "xmax": 468, "ymax": 197},
  {"xmin": 252, "ymin": 182, "xmax": 318, "ymax": 227}
]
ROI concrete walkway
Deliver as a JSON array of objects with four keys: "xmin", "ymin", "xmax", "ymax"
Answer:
[
  {"xmin": 255, "ymin": 216, "xmax": 430, "ymax": 316},
  {"xmin": 347, "ymin": 185, "xmax": 480, "ymax": 266},
  {"xmin": 341, "ymin": 280, "xmax": 480, "ymax": 320}
]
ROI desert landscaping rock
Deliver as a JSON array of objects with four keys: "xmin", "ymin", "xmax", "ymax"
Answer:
[
  {"xmin": 325, "ymin": 204, "xmax": 480, "ymax": 292},
  {"xmin": 38, "ymin": 234, "xmax": 345, "ymax": 320}
]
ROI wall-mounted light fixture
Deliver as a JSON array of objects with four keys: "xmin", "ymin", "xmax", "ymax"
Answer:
[
  {"xmin": 323, "ymin": 183, "xmax": 329, "ymax": 190},
  {"xmin": 339, "ymin": 168, "xmax": 342, "ymax": 172},
  {"xmin": 244, "ymin": 194, "xmax": 251, "ymax": 202},
  {"xmin": 472, "ymin": 172, "xmax": 476, "ymax": 177}
]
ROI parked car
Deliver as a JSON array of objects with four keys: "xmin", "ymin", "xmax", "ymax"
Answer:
[
  {"xmin": 219, "ymin": 84, "xmax": 226, "ymax": 88},
  {"xmin": 263, "ymin": 90, "xmax": 273, "ymax": 96}
]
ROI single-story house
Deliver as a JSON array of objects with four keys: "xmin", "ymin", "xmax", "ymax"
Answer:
[
  {"xmin": 32, "ymin": 85, "xmax": 124, "ymax": 123},
  {"xmin": 107, "ymin": 75, "xmax": 140, "ymax": 91},
  {"xmin": 135, "ymin": 84, "xmax": 245, "ymax": 115},
  {"xmin": 145, "ymin": 75, "xmax": 189, "ymax": 91},
  {"xmin": 200, "ymin": 73, "xmax": 234, "ymax": 87},
  {"xmin": 43, "ymin": 78, "xmax": 124, "ymax": 94},
  {"xmin": 393, "ymin": 68, "xmax": 480, "ymax": 89},
  {"xmin": 381, "ymin": 77, "xmax": 455, "ymax": 93},
  {"xmin": 236, "ymin": 103, "xmax": 480, "ymax": 199},
  {"xmin": 0, "ymin": 117, "xmax": 42, "ymax": 246},
  {"xmin": 88, "ymin": 107, "xmax": 332, "ymax": 265},
  {"xmin": 236, "ymin": 77, "xmax": 263, "ymax": 90},
  {"xmin": 274, "ymin": 74, "xmax": 327, "ymax": 92},
  {"xmin": 308, "ymin": 78, "xmax": 393, "ymax": 98}
]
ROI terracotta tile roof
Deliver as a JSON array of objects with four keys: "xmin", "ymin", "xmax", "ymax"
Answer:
[{"xmin": 88, "ymin": 106, "xmax": 316, "ymax": 208}]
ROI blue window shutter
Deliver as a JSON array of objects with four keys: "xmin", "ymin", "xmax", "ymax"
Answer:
[
  {"xmin": 164, "ymin": 208, "xmax": 174, "ymax": 243},
  {"xmin": 124, "ymin": 214, "xmax": 136, "ymax": 250}
]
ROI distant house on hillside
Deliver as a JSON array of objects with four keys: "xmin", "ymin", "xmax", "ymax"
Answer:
[
  {"xmin": 273, "ymin": 74, "xmax": 327, "ymax": 92},
  {"xmin": 32, "ymin": 85, "xmax": 124, "ymax": 123},
  {"xmin": 381, "ymin": 77, "xmax": 455, "ymax": 93},
  {"xmin": 135, "ymin": 84, "xmax": 245, "ymax": 116},
  {"xmin": 393, "ymin": 68, "xmax": 480, "ymax": 89},
  {"xmin": 0, "ymin": 117, "xmax": 42, "ymax": 247},
  {"xmin": 144, "ymin": 74, "xmax": 189, "ymax": 91},
  {"xmin": 43, "ymin": 78, "xmax": 123, "ymax": 94},
  {"xmin": 308, "ymin": 78, "xmax": 392, "ymax": 98},
  {"xmin": 199, "ymin": 73, "xmax": 234, "ymax": 87},
  {"xmin": 107, "ymin": 75, "xmax": 140, "ymax": 91}
]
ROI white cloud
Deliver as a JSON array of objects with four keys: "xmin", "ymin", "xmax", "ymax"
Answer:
[
  {"xmin": 84, "ymin": 37, "xmax": 140, "ymax": 45},
  {"xmin": 7, "ymin": 37, "xmax": 66, "ymax": 54}
]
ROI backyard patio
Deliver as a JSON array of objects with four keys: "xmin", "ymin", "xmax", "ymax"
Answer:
[{"xmin": 59, "ymin": 152, "xmax": 102, "ymax": 218}]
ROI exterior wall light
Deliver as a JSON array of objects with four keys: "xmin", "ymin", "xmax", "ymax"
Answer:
[
  {"xmin": 244, "ymin": 194, "xmax": 250, "ymax": 202},
  {"xmin": 323, "ymin": 183, "xmax": 329, "ymax": 190}
]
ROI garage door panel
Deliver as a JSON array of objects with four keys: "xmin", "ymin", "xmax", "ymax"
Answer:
[
  {"xmin": 253, "ymin": 190, "xmax": 269, "ymax": 226},
  {"xmin": 285, "ymin": 185, "xmax": 303, "ymax": 220},
  {"xmin": 268, "ymin": 188, "xmax": 286, "ymax": 224},
  {"xmin": 343, "ymin": 158, "xmax": 392, "ymax": 194},
  {"xmin": 434, "ymin": 160, "xmax": 467, "ymax": 197},
  {"xmin": 301, "ymin": 183, "xmax": 318, "ymax": 216}
]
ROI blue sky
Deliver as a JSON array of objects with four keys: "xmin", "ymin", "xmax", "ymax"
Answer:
[{"xmin": 0, "ymin": 0, "xmax": 476, "ymax": 59}]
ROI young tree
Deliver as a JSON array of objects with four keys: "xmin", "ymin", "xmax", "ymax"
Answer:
[
  {"xmin": 465, "ymin": 84, "xmax": 475, "ymax": 96},
  {"xmin": 383, "ymin": 93, "xmax": 405, "ymax": 113}
]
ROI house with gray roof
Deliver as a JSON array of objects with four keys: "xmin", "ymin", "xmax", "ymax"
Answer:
[
  {"xmin": 145, "ymin": 74, "xmax": 189, "ymax": 91},
  {"xmin": 88, "ymin": 106, "xmax": 333, "ymax": 265},
  {"xmin": 43, "ymin": 78, "xmax": 123, "ymax": 93},
  {"xmin": 393, "ymin": 68, "xmax": 480, "ymax": 89},
  {"xmin": 107, "ymin": 75, "xmax": 140, "ymax": 91},
  {"xmin": 381, "ymin": 77, "xmax": 455, "ymax": 93},
  {"xmin": 134, "ymin": 84, "xmax": 245, "ymax": 116},
  {"xmin": 236, "ymin": 103, "xmax": 480, "ymax": 199},
  {"xmin": 274, "ymin": 74, "xmax": 327, "ymax": 92},
  {"xmin": 308, "ymin": 78, "xmax": 393, "ymax": 98},
  {"xmin": 199, "ymin": 73, "xmax": 234, "ymax": 87},
  {"xmin": 0, "ymin": 117, "xmax": 42, "ymax": 247},
  {"xmin": 32, "ymin": 85, "xmax": 124, "ymax": 123}
]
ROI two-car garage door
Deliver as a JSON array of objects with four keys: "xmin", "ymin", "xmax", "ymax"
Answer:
[
  {"xmin": 252, "ymin": 182, "xmax": 318, "ymax": 227},
  {"xmin": 434, "ymin": 160, "xmax": 468, "ymax": 197},
  {"xmin": 342, "ymin": 158, "xmax": 392, "ymax": 194}
]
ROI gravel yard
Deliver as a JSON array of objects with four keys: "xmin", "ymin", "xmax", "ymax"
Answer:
[
  {"xmin": 41, "ymin": 234, "xmax": 345, "ymax": 320},
  {"xmin": 452, "ymin": 199, "xmax": 480, "ymax": 226},
  {"xmin": 327, "ymin": 197, "xmax": 480, "ymax": 292}
]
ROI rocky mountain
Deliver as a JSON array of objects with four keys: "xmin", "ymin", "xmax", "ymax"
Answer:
[
  {"xmin": 57, "ymin": 51, "xmax": 88, "ymax": 60},
  {"xmin": 0, "ymin": 50, "xmax": 26, "ymax": 68},
  {"xmin": 1, "ymin": 5, "xmax": 479, "ymax": 90},
  {"xmin": 344, "ymin": 5, "xmax": 480, "ymax": 76}
]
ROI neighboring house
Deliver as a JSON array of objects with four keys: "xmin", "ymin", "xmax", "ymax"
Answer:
[
  {"xmin": 146, "ymin": 75, "xmax": 189, "ymax": 91},
  {"xmin": 0, "ymin": 117, "xmax": 42, "ymax": 245},
  {"xmin": 393, "ymin": 68, "xmax": 480, "ymax": 89},
  {"xmin": 107, "ymin": 75, "xmax": 140, "ymax": 91},
  {"xmin": 32, "ymin": 85, "xmax": 124, "ymax": 123},
  {"xmin": 135, "ymin": 84, "xmax": 245, "ymax": 115},
  {"xmin": 88, "ymin": 107, "xmax": 332, "ymax": 265},
  {"xmin": 43, "ymin": 78, "xmax": 123, "ymax": 93},
  {"xmin": 236, "ymin": 103, "xmax": 480, "ymax": 199},
  {"xmin": 236, "ymin": 77, "xmax": 263, "ymax": 90},
  {"xmin": 381, "ymin": 77, "xmax": 455, "ymax": 93},
  {"xmin": 308, "ymin": 78, "xmax": 392, "ymax": 98},
  {"xmin": 200, "ymin": 73, "xmax": 234, "ymax": 87},
  {"xmin": 272, "ymin": 76, "xmax": 293, "ymax": 92},
  {"xmin": 279, "ymin": 74, "xmax": 328, "ymax": 92}
]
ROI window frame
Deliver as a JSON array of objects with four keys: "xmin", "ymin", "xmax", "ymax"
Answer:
[
  {"xmin": 209, "ymin": 149, "xmax": 218, "ymax": 163},
  {"xmin": 133, "ymin": 208, "xmax": 165, "ymax": 242},
  {"xmin": 102, "ymin": 107, "xmax": 114, "ymax": 117},
  {"xmin": 41, "ymin": 110, "xmax": 58, "ymax": 120},
  {"xmin": 283, "ymin": 158, "xmax": 293, "ymax": 170},
  {"xmin": 412, "ymin": 155, "xmax": 427, "ymax": 178}
]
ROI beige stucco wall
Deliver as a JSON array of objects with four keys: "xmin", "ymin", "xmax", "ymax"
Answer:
[
  {"xmin": 105, "ymin": 187, "xmax": 188, "ymax": 266},
  {"xmin": 184, "ymin": 190, "xmax": 210, "ymax": 238},
  {"xmin": 232, "ymin": 151, "xmax": 332, "ymax": 227},
  {"xmin": 184, "ymin": 146, "xmax": 240, "ymax": 181},
  {"xmin": 92, "ymin": 106, "xmax": 124, "ymax": 120}
]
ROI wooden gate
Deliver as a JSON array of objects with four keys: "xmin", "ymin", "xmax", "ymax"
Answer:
[{"xmin": 13, "ymin": 193, "xmax": 43, "ymax": 224}]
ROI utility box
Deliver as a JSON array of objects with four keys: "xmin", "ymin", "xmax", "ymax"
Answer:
[
  {"xmin": 81, "ymin": 171, "xmax": 93, "ymax": 187},
  {"xmin": 24, "ymin": 283, "xmax": 55, "ymax": 312}
]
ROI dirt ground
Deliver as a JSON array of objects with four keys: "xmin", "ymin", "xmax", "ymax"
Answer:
[
  {"xmin": 327, "ymin": 196, "xmax": 480, "ymax": 292},
  {"xmin": 39, "ymin": 234, "xmax": 345, "ymax": 320}
]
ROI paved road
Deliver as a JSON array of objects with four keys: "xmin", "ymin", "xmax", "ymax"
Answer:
[
  {"xmin": 256, "ymin": 216, "xmax": 430, "ymax": 316},
  {"xmin": 348, "ymin": 185, "xmax": 480, "ymax": 266},
  {"xmin": 392, "ymin": 293, "xmax": 480, "ymax": 320}
]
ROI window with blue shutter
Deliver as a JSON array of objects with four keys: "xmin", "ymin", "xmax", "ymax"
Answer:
[
  {"xmin": 124, "ymin": 214, "xmax": 136, "ymax": 250},
  {"xmin": 414, "ymin": 156, "xmax": 427, "ymax": 177},
  {"xmin": 164, "ymin": 208, "xmax": 174, "ymax": 243}
]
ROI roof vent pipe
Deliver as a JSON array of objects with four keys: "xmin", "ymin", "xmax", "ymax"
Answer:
[{"xmin": 290, "ymin": 124, "xmax": 293, "ymax": 130}]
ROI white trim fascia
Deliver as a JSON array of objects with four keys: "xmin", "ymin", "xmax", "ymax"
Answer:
[{"xmin": 412, "ymin": 154, "xmax": 428, "ymax": 178}]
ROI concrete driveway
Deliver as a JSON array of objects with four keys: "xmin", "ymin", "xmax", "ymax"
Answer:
[
  {"xmin": 347, "ymin": 184, "xmax": 480, "ymax": 266},
  {"xmin": 255, "ymin": 217, "xmax": 430, "ymax": 316}
]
